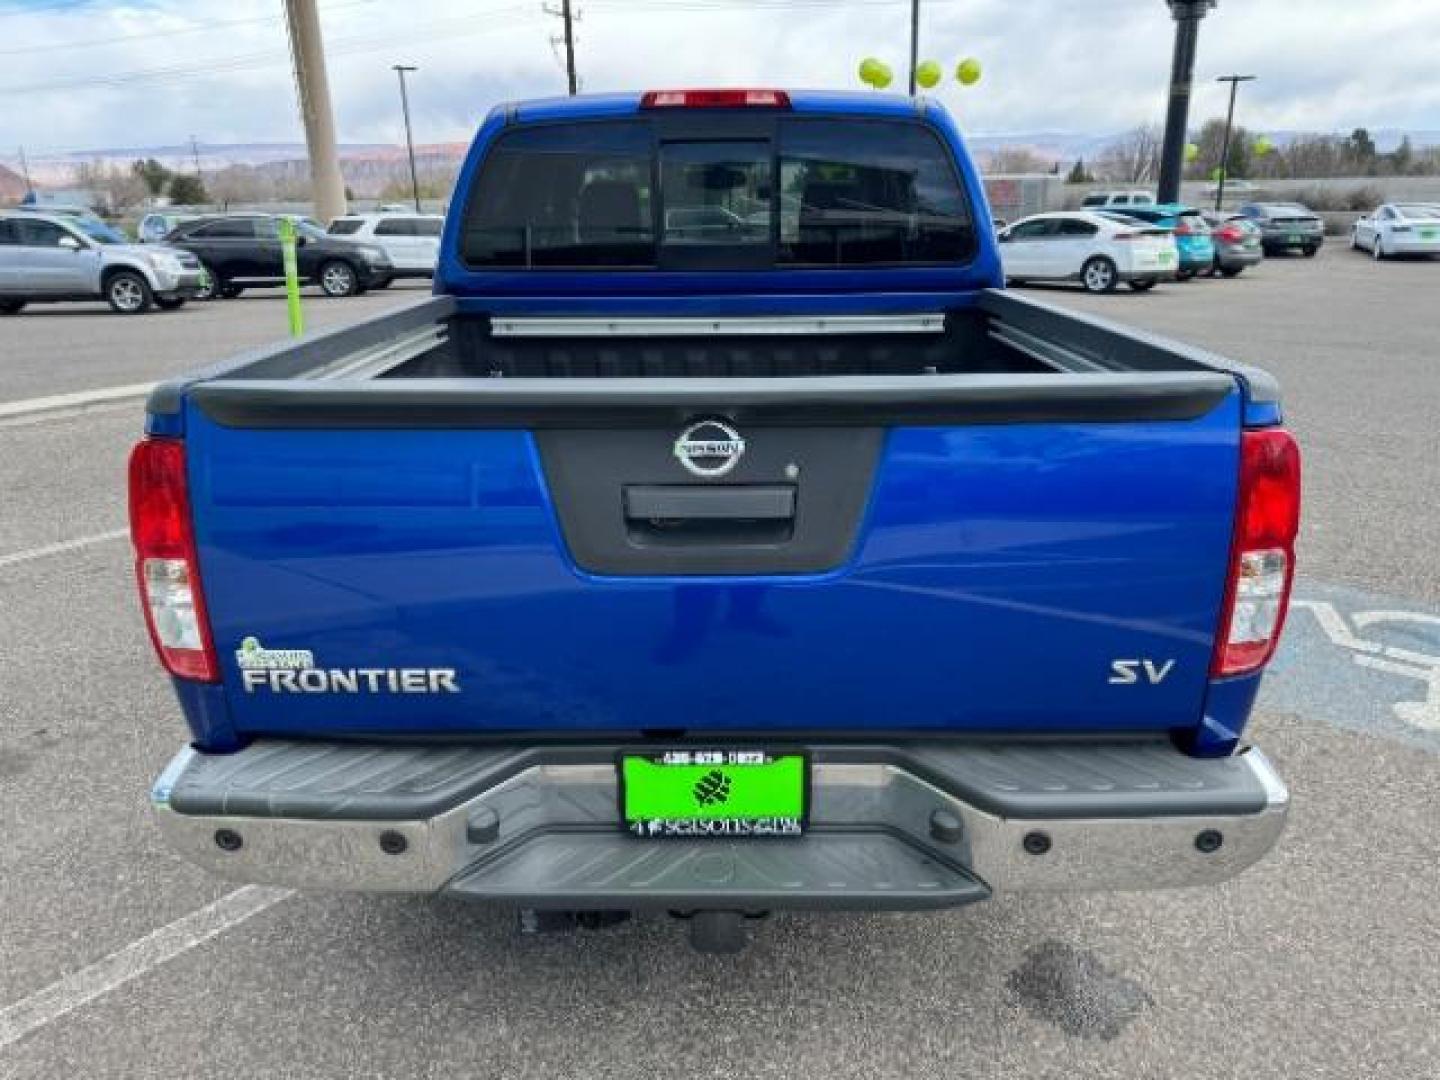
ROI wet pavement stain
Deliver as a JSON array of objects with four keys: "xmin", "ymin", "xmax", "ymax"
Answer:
[{"xmin": 1008, "ymin": 941, "xmax": 1152, "ymax": 1041}]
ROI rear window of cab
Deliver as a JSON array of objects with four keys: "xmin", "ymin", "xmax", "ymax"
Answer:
[{"xmin": 460, "ymin": 117, "xmax": 976, "ymax": 270}]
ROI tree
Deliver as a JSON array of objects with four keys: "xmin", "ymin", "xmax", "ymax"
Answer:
[
  {"xmin": 1390, "ymin": 135, "xmax": 1414, "ymax": 176},
  {"xmin": 1065, "ymin": 158, "xmax": 1094, "ymax": 184},
  {"xmin": 131, "ymin": 157, "xmax": 172, "ymax": 197},
  {"xmin": 207, "ymin": 165, "xmax": 267, "ymax": 210},
  {"xmin": 1189, "ymin": 118, "xmax": 1252, "ymax": 182},
  {"xmin": 1096, "ymin": 125, "xmax": 1162, "ymax": 184},
  {"xmin": 986, "ymin": 147, "xmax": 1051, "ymax": 175},
  {"xmin": 75, "ymin": 160, "xmax": 146, "ymax": 210},
  {"xmin": 168, "ymin": 173, "xmax": 208, "ymax": 206},
  {"xmin": 1346, "ymin": 128, "xmax": 1378, "ymax": 174}
]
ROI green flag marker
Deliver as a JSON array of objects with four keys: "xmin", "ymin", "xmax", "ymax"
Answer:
[{"xmin": 278, "ymin": 216, "xmax": 304, "ymax": 338}]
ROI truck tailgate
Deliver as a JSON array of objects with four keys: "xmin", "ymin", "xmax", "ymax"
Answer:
[{"xmin": 180, "ymin": 371, "xmax": 1242, "ymax": 740}]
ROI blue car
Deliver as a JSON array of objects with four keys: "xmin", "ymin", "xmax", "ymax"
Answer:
[{"xmin": 1111, "ymin": 203, "xmax": 1216, "ymax": 280}]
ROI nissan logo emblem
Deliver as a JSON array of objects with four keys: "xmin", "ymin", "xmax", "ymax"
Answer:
[{"xmin": 673, "ymin": 419, "xmax": 745, "ymax": 478}]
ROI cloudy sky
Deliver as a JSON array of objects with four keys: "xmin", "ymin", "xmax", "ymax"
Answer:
[{"xmin": 1, "ymin": 0, "xmax": 1437, "ymax": 157}]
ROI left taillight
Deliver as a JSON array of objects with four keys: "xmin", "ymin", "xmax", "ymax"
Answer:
[
  {"xmin": 128, "ymin": 438, "xmax": 218, "ymax": 682},
  {"xmin": 1211, "ymin": 428, "xmax": 1302, "ymax": 678}
]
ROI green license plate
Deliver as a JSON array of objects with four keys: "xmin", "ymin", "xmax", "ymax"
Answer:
[
  {"xmin": 1287, "ymin": 234, "xmax": 1303, "ymax": 244},
  {"xmin": 619, "ymin": 750, "xmax": 807, "ymax": 837},
  {"xmin": 1158, "ymin": 251, "xmax": 1175, "ymax": 264},
  {"xmin": 1421, "ymin": 229, "xmax": 1438, "ymax": 240}
]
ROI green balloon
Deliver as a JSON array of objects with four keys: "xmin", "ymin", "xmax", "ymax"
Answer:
[
  {"xmin": 873, "ymin": 62, "xmax": 893, "ymax": 89},
  {"xmin": 858, "ymin": 57, "xmax": 884, "ymax": 87},
  {"xmin": 956, "ymin": 57, "xmax": 982, "ymax": 86},
  {"xmin": 916, "ymin": 60, "xmax": 942, "ymax": 89},
  {"xmin": 1184, "ymin": 142, "xmax": 1200, "ymax": 163}
]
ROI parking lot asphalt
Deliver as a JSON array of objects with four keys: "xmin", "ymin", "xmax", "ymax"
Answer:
[
  {"xmin": 0, "ymin": 281, "xmax": 434, "ymax": 406},
  {"xmin": 2, "ymin": 249, "xmax": 1438, "ymax": 1079}
]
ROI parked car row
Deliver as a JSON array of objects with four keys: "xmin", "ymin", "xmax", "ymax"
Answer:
[
  {"xmin": 0, "ymin": 207, "xmax": 451, "ymax": 313},
  {"xmin": 998, "ymin": 211, "xmax": 1177, "ymax": 293},
  {"xmin": 162, "ymin": 214, "xmax": 396, "ymax": 299},
  {"xmin": 999, "ymin": 194, "xmax": 1438, "ymax": 295},
  {"xmin": 997, "ymin": 203, "xmax": 1232, "ymax": 293}
]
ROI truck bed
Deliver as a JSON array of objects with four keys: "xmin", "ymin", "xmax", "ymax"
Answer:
[{"xmin": 145, "ymin": 289, "xmax": 1272, "ymax": 749}]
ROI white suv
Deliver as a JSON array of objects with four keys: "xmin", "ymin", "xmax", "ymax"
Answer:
[
  {"xmin": 327, "ymin": 213, "xmax": 443, "ymax": 280},
  {"xmin": 1079, "ymin": 191, "xmax": 1156, "ymax": 209}
]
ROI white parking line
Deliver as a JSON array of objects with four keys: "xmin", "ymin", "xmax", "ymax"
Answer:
[
  {"xmin": 0, "ymin": 383, "xmax": 154, "ymax": 425},
  {"xmin": 0, "ymin": 886, "xmax": 293, "ymax": 1051},
  {"xmin": 0, "ymin": 530, "xmax": 129, "ymax": 569}
]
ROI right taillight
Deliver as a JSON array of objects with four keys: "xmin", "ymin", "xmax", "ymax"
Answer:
[
  {"xmin": 128, "ymin": 437, "xmax": 219, "ymax": 682},
  {"xmin": 1212, "ymin": 428, "xmax": 1302, "ymax": 677}
]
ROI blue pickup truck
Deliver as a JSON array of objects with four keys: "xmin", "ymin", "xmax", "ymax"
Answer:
[{"xmin": 135, "ymin": 89, "xmax": 1300, "ymax": 953}]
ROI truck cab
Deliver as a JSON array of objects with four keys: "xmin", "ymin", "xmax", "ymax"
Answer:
[{"xmin": 136, "ymin": 90, "xmax": 1298, "ymax": 952}]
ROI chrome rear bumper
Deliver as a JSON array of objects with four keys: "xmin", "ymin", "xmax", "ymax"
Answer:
[{"xmin": 152, "ymin": 740, "xmax": 1287, "ymax": 909}]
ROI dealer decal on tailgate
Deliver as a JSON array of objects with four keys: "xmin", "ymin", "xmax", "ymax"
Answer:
[{"xmin": 235, "ymin": 636, "xmax": 460, "ymax": 694}]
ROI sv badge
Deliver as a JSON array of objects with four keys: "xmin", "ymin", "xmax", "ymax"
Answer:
[{"xmin": 1109, "ymin": 659, "xmax": 1176, "ymax": 685}]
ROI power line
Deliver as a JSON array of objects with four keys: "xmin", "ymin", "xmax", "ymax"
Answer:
[
  {"xmin": 0, "ymin": 0, "xmax": 96, "ymax": 20},
  {"xmin": 0, "ymin": 8, "xmax": 539, "ymax": 95},
  {"xmin": 0, "ymin": 0, "xmax": 379, "ymax": 58}
]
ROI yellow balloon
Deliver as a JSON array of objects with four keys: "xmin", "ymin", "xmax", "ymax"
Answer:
[
  {"xmin": 1254, "ymin": 136, "xmax": 1274, "ymax": 156},
  {"xmin": 858, "ymin": 57, "xmax": 883, "ymax": 86},
  {"xmin": 916, "ymin": 60, "xmax": 942, "ymax": 89},
  {"xmin": 956, "ymin": 57, "xmax": 982, "ymax": 86},
  {"xmin": 1185, "ymin": 142, "xmax": 1200, "ymax": 163},
  {"xmin": 873, "ymin": 62, "xmax": 893, "ymax": 89}
]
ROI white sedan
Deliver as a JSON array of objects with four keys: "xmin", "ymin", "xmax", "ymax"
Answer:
[
  {"xmin": 998, "ymin": 211, "xmax": 1178, "ymax": 293},
  {"xmin": 1352, "ymin": 204, "xmax": 1440, "ymax": 260}
]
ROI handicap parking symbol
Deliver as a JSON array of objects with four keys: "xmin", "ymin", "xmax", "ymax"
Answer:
[
  {"xmin": 1262, "ymin": 581, "xmax": 1440, "ymax": 749},
  {"xmin": 1289, "ymin": 600, "xmax": 1440, "ymax": 733}
]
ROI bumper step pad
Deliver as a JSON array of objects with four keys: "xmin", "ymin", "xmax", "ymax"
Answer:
[{"xmin": 448, "ymin": 832, "xmax": 989, "ymax": 910}]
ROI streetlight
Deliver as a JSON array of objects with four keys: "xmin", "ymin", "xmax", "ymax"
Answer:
[
  {"xmin": 908, "ymin": 0, "xmax": 920, "ymax": 96},
  {"xmin": 1214, "ymin": 74, "xmax": 1256, "ymax": 211},
  {"xmin": 392, "ymin": 64, "xmax": 421, "ymax": 213},
  {"xmin": 1157, "ymin": 0, "xmax": 1217, "ymax": 204}
]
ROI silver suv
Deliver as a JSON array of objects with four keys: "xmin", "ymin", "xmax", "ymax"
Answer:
[{"xmin": 0, "ymin": 211, "xmax": 206, "ymax": 314}]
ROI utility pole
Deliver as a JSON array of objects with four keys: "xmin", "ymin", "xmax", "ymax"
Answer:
[
  {"xmin": 1214, "ymin": 74, "xmax": 1256, "ymax": 211},
  {"xmin": 190, "ymin": 135, "xmax": 203, "ymax": 180},
  {"xmin": 544, "ymin": 1, "xmax": 578, "ymax": 94},
  {"xmin": 907, "ymin": 0, "xmax": 920, "ymax": 95},
  {"xmin": 282, "ymin": 0, "xmax": 347, "ymax": 222},
  {"xmin": 392, "ymin": 65, "xmax": 422, "ymax": 212},
  {"xmin": 1157, "ymin": 0, "xmax": 1216, "ymax": 204},
  {"xmin": 562, "ymin": 0, "xmax": 577, "ymax": 95}
]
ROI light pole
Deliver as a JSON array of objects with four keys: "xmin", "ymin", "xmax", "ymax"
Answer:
[
  {"xmin": 392, "ymin": 64, "xmax": 421, "ymax": 212},
  {"xmin": 1157, "ymin": 0, "xmax": 1217, "ymax": 204},
  {"xmin": 1214, "ymin": 74, "xmax": 1256, "ymax": 211},
  {"xmin": 907, "ymin": 0, "xmax": 920, "ymax": 95}
]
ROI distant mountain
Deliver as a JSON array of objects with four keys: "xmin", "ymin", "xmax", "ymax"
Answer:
[{"xmin": 18, "ymin": 142, "xmax": 471, "ymax": 194}]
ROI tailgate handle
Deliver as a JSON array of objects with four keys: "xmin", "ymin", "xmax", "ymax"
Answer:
[
  {"xmin": 623, "ymin": 485, "xmax": 796, "ymax": 548},
  {"xmin": 624, "ymin": 485, "xmax": 795, "ymax": 522}
]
